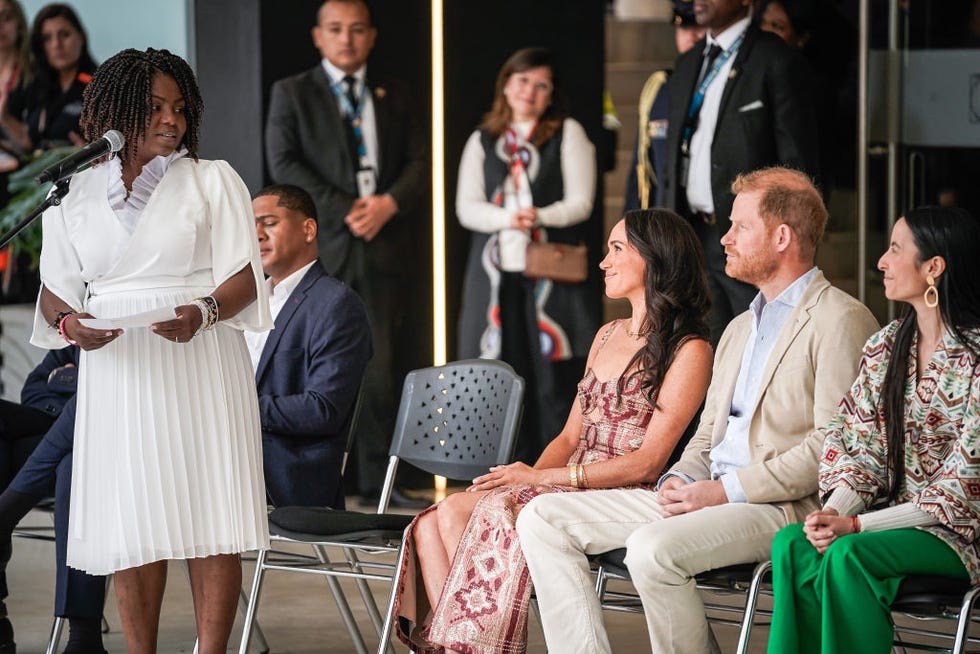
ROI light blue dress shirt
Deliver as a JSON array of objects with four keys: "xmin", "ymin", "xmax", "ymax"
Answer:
[{"xmin": 662, "ymin": 267, "xmax": 819, "ymax": 502}]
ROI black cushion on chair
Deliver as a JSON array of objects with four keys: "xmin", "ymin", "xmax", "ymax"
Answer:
[
  {"xmin": 890, "ymin": 575, "xmax": 972, "ymax": 614},
  {"xmin": 597, "ymin": 548, "xmax": 761, "ymax": 589},
  {"xmin": 269, "ymin": 507, "xmax": 414, "ymax": 543}
]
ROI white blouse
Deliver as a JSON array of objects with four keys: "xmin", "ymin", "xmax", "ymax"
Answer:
[{"xmin": 455, "ymin": 117, "xmax": 596, "ymax": 271}]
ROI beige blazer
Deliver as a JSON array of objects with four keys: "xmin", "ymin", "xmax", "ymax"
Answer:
[{"xmin": 671, "ymin": 271, "xmax": 879, "ymax": 523}]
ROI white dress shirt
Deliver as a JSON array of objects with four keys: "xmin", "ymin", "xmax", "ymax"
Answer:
[
  {"xmin": 244, "ymin": 260, "xmax": 317, "ymax": 371},
  {"xmin": 321, "ymin": 59, "xmax": 379, "ymax": 174},
  {"xmin": 685, "ymin": 15, "xmax": 751, "ymax": 214}
]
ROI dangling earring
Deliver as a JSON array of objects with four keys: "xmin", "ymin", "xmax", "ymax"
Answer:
[{"xmin": 923, "ymin": 274, "xmax": 939, "ymax": 308}]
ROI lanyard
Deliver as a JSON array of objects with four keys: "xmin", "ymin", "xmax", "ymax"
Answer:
[
  {"xmin": 329, "ymin": 78, "xmax": 370, "ymax": 168},
  {"xmin": 681, "ymin": 32, "xmax": 744, "ymax": 154}
]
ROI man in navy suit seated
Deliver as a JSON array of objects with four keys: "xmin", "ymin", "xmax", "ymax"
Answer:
[
  {"xmin": 0, "ymin": 183, "xmax": 371, "ymax": 652},
  {"xmin": 246, "ymin": 183, "xmax": 372, "ymax": 510}
]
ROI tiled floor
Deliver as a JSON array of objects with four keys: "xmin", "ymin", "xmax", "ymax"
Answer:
[{"xmin": 4, "ymin": 505, "xmax": 964, "ymax": 653}]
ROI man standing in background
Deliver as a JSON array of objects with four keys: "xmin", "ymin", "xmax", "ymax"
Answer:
[
  {"xmin": 662, "ymin": 0, "xmax": 819, "ymax": 342},
  {"xmin": 265, "ymin": 0, "xmax": 427, "ymax": 505},
  {"xmin": 624, "ymin": 0, "xmax": 705, "ymax": 211}
]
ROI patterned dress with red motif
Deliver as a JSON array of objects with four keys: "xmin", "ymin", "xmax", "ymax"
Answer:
[{"xmin": 394, "ymin": 321, "xmax": 656, "ymax": 654}]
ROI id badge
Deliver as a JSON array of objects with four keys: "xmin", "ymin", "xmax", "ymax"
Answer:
[{"xmin": 356, "ymin": 167, "xmax": 377, "ymax": 198}]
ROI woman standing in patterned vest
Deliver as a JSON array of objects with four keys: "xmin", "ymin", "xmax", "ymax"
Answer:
[{"xmin": 768, "ymin": 205, "xmax": 980, "ymax": 653}]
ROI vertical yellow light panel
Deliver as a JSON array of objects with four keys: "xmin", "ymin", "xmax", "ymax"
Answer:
[
  {"xmin": 431, "ymin": 0, "xmax": 447, "ymax": 367},
  {"xmin": 432, "ymin": 0, "xmax": 448, "ymax": 499}
]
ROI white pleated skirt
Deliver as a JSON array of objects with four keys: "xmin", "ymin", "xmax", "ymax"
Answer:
[{"xmin": 68, "ymin": 285, "xmax": 270, "ymax": 575}]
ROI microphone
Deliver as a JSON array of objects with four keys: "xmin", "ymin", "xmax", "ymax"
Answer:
[{"xmin": 35, "ymin": 130, "xmax": 125, "ymax": 185}]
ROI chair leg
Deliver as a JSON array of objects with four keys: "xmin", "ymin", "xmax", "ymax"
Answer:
[
  {"xmin": 594, "ymin": 566, "xmax": 608, "ymax": 600},
  {"xmin": 45, "ymin": 616, "xmax": 66, "ymax": 654},
  {"xmin": 341, "ymin": 548, "xmax": 386, "ymax": 635},
  {"xmin": 237, "ymin": 587, "xmax": 270, "ymax": 654},
  {"xmin": 238, "ymin": 548, "xmax": 269, "ymax": 654},
  {"xmin": 314, "ymin": 545, "xmax": 369, "ymax": 654},
  {"xmin": 952, "ymin": 585, "xmax": 980, "ymax": 654},
  {"xmin": 375, "ymin": 537, "xmax": 410, "ymax": 654},
  {"xmin": 735, "ymin": 560, "xmax": 772, "ymax": 654}
]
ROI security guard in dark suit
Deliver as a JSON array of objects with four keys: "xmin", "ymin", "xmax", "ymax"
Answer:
[{"xmin": 624, "ymin": 0, "xmax": 705, "ymax": 211}]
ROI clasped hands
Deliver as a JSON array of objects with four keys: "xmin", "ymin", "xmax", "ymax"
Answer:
[
  {"xmin": 657, "ymin": 476, "xmax": 728, "ymax": 517},
  {"xmin": 345, "ymin": 194, "xmax": 397, "ymax": 241},
  {"xmin": 802, "ymin": 508, "xmax": 857, "ymax": 553},
  {"xmin": 510, "ymin": 207, "xmax": 537, "ymax": 231},
  {"xmin": 63, "ymin": 305, "xmax": 203, "ymax": 350}
]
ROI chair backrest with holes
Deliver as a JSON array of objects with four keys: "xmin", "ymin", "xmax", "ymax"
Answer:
[{"xmin": 388, "ymin": 359, "xmax": 524, "ymax": 480}]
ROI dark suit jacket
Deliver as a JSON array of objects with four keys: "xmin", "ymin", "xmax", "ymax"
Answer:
[
  {"xmin": 663, "ymin": 26, "xmax": 820, "ymax": 234},
  {"xmin": 265, "ymin": 65, "xmax": 427, "ymax": 279},
  {"xmin": 255, "ymin": 261, "xmax": 373, "ymax": 509}
]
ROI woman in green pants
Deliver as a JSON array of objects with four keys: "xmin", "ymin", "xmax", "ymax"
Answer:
[{"xmin": 768, "ymin": 205, "xmax": 980, "ymax": 654}]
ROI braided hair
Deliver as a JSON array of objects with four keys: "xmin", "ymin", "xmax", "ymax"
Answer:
[{"xmin": 79, "ymin": 48, "xmax": 203, "ymax": 163}]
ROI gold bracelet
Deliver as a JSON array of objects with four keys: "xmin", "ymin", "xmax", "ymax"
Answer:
[
  {"xmin": 579, "ymin": 464, "xmax": 589, "ymax": 489},
  {"xmin": 569, "ymin": 464, "xmax": 579, "ymax": 488}
]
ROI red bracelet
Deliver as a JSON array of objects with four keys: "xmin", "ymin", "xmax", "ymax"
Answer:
[
  {"xmin": 58, "ymin": 313, "xmax": 78, "ymax": 345},
  {"xmin": 851, "ymin": 515, "xmax": 861, "ymax": 534}
]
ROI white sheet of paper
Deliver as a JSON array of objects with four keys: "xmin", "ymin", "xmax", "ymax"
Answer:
[{"xmin": 78, "ymin": 307, "xmax": 177, "ymax": 330}]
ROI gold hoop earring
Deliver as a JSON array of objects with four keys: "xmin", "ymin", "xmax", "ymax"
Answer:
[{"xmin": 923, "ymin": 274, "xmax": 939, "ymax": 308}]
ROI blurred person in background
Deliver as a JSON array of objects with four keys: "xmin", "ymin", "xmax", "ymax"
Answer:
[
  {"xmin": 624, "ymin": 0, "xmax": 705, "ymax": 211},
  {"xmin": 456, "ymin": 46, "xmax": 598, "ymax": 464},
  {"xmin": 0, "ymin": 3, "xmax": 95, "ymax": 153}
]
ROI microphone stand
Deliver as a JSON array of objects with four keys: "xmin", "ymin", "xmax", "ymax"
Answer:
[{"xmin": 0, "ymin": 177, "xmax": 71, "ymax": 249}]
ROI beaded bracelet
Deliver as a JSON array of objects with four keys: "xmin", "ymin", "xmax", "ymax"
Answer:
[
  {"xmin": 58, "ymin": 312, "xmax": 78, "ymax": 345},
  {"xmin": 50, "ymin": 310, "xmax": 75, "ymax": 331},
  {"xmin": 190, "ymin": 295, "xmax": 219, "ymax": 334},
  {"xmin": 851, "ymin": 515, "xmax": 861, "ymax": 534}
]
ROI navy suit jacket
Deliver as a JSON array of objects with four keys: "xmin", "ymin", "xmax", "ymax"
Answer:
[{"xmin": 255, "ymin": 261, "xmax": 372, "ymax": 509}]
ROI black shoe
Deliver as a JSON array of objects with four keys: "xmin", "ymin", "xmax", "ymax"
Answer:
[
  {"xmin": 357, "ymin": 488, "xmax": 431, "ymax": 510},
  {"xmin": 62, "ymin": 647, "xmax": 106, "ymax": 654}
]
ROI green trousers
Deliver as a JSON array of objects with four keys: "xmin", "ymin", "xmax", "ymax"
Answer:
[{"xmin": 767, "ymin": 524, "xmax": 968, "ymax": 654}]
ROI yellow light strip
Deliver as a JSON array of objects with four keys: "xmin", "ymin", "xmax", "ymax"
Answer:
[
  {"xmin": 431, "ymin": 0, "xmax": 447, "ymax": 367},
  {"xmin": 432, "ymin": 0, "xmax": 448, "ymax": 497}
]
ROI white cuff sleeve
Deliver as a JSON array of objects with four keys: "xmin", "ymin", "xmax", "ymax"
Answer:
[
  {"xmin": 857, "ymin": 503, "xmax": 939, "ymax": 533},
  {"xmin": 720, "ymin": 472, "xmax": 747, "ymax": 503},
  {"xmin": 822, "ymin": 487, "xmax": 865, "ymax": 517}
]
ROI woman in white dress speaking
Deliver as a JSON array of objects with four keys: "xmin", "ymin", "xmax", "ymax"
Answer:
[{"xmin": 30, "ymin": 48, "xmax": 271, "ymax": 653}]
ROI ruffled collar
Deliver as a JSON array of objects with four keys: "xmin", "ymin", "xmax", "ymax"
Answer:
[{"xmin": 108, "ymin": 149, "xmax": 188, "ymax": 233}]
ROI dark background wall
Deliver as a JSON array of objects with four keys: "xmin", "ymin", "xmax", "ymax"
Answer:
[{"xmin": 194, "ymin": 0, "xmax": 605, "ymax": 363}]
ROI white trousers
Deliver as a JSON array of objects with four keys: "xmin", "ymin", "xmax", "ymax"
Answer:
[{"xmin": 515, "ymin": 488, "xmax": 787, "ymax": 654}]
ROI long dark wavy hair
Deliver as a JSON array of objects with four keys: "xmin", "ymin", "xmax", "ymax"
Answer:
[
  {"xmin": 620, "ymin": 209, "xmax": 711, "ymax": 406},
  {"xmin": 881, "ymin": 206, "xmax": 980, "ymax": 502},
  {"xmin": 28, "ymin": 4, "xmax": 96, "ymax": 106},
  {"xmin": 479, "ymin": 47, "xmax": 567, "ymax": 147},
  {"xmin": 79, "ymin": 48, "xmax": 203, "ymax": 163}
]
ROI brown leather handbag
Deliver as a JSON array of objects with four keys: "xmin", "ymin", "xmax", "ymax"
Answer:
[{"xmin": 524, "ymin": 241, "xmax": 588, "ymax": 283}]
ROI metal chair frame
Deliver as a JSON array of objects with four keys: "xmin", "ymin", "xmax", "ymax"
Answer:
[
  {"xmin": 594, "ymin": 550, "xmax": 773, "ymax": 653},
  {"xmin": 726, "ymin": 564, "xmax": 980, "ymax": 654},
  {"xmin": 239, "ymin": 360, "xmax": 524, "ymax": 654}
]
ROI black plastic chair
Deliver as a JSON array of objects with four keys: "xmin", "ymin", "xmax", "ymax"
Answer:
[
  {"xmin": 889, "ymin": 575, "xmax": 980, "ymax": 653},
  {"xmin": 594, "ymin": 547, "xmax": 773, "ymax": 653},
  {"xmin": 238, "ymin": 359, "xmax": 524, "ymax": 654},
  {"xmin": 727, "ymin": 567, "xmax": 980, "ymax": 653}
]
